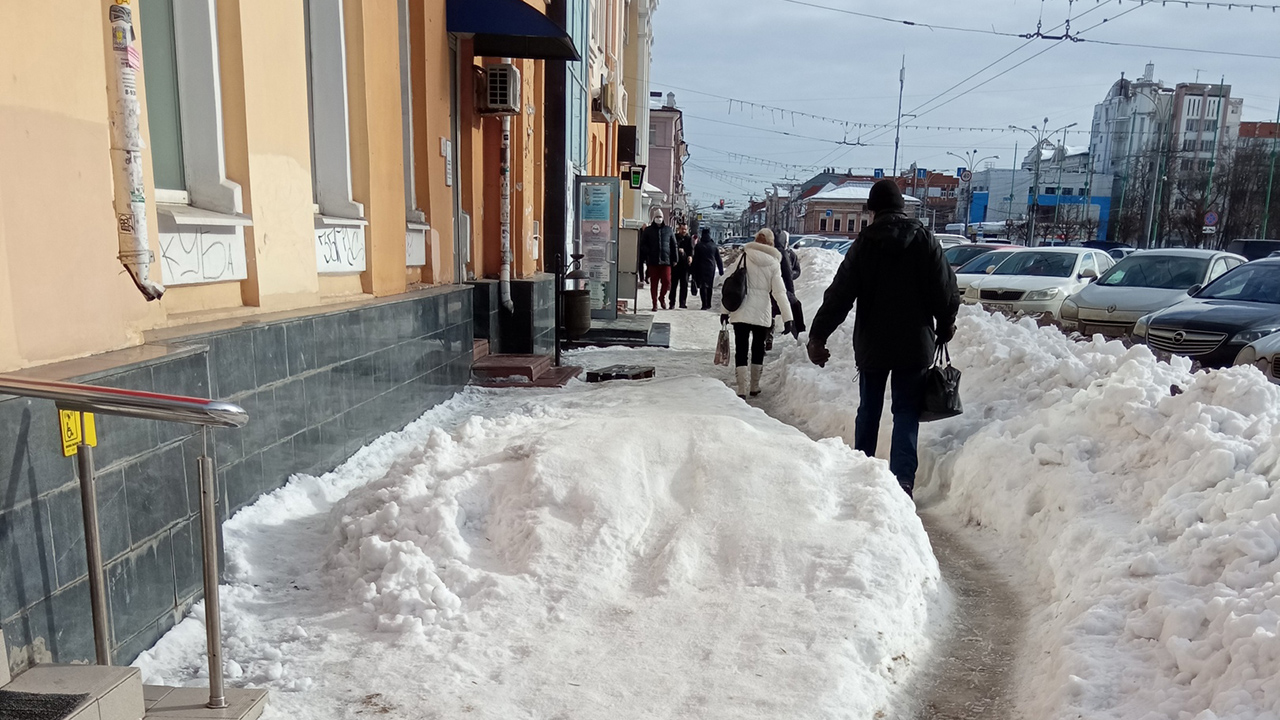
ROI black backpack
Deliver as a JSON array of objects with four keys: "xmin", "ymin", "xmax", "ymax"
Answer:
[
  {"xmin": 788, "ymin": 247, "xmax": 801, "ymax": 280},
  {"xmin": 721, "ymin": 254, "xmax": 749, "ymax": 312}
]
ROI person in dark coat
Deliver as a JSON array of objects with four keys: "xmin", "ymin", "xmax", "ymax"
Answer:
[
  {"xmin": 637, "ymin": 208, "xmax": 678, "ymax": 311},
  {"xmin": 669, "ymin": 221, "xmax": 695, "ymax": 309},
  {"xmin": 807, "ymin": 179, "xmax": 961, "ymax": 498},
  {"xmin": 691, "ymin": 228, "xmax": 723, "ymax": 310}
]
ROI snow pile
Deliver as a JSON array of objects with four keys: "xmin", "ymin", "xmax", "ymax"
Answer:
[
  {"xmin": 137, "ymin": 376, "xmax": 942, "ymax": 719},
  {"xmin": 772, "ymin": 248, "xmax": 1280, "ymax": 718}
]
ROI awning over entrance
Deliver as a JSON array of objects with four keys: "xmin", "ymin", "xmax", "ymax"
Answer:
[{"xmin": 447, "ymin": 0, "xmax": 581, "ymax": 62}]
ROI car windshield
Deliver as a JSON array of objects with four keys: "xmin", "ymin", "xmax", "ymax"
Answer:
[
  {"xmin": 945, "ymin": 245, "xmax": 993, "ymax": 266},
  {"xmin": 956, "ymin": 250, "xmax": 1016, "ymax": 275},
  {"xmin": 990, "ymin": 251, "xmax": 1077, "ymax": 278},
  {"xmin": 1096, "ymin": 255, "xmax": 1208, "ymax": 289},
  {"xmin": 1197, "ymin": 263, "xmax": 1280, "ymax": 304}
]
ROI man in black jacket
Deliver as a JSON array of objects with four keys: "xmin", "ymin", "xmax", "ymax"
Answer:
[
  {"xmin": 637, "ymin": 209, "xmax": 678, "ymax": 311},
  {"xmin": 669, "ymin": 221, "xmax": 695, "ymax": 309},
  {"xmin": 807, "ymin": 179, "xmax": 960, "ymax": 497}
]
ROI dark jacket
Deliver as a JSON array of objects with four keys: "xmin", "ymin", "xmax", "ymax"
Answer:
[
  {"xmin": 674, "ymin": 232, "xmax": 695, "ymax": 272},
  {"xmin": 692, "ymin": 235, "xmax": 723, "ymax": 287},
  {"xmin": 773, "ymin": 234, "xmax": 797, "ymax": 295},
  {"xmin": 638, "ymin": 223, "xmax": 678, "ymax": 272},
  {"xmin": 809, "ymin": 212, "xmax": 960, "ymax": 371}
]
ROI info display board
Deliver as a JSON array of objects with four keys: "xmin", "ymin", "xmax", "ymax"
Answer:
[{"xmin": 575, "ymin": 177, "xmax": 620, "ymax": 321}]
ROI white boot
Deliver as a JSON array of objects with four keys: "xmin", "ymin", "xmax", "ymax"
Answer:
[
  {"xmin": 749, "ymin": 364, "xmax": 763, "ymax": 396},
  {"xmin": 735, "ymin": 366, "xmax": 749, "ymax": 398}
]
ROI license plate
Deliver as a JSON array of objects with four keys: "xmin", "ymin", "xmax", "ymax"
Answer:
[{"xmin": 984, "ymin": 302, "xmax": 1014, "ymax": 314}]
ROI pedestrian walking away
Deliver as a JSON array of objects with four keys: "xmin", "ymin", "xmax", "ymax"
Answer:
[
  {"xmin": 692, "ymin": 227, "xmax": 723, "ymax": 310},
  {"xmin": 670, "ymin": 221, "xmax": 695, "ymax": 309},
  {"xmin": 806, "ymin": 179, "xmax": 960, "ymax": 498},
  {"xmin": 637, "ymin": 209, "xmax": 679, "ymax": 311},
  {"xmin": 721, "ymin": 228, "xmax": 796, "ymax": 399}
]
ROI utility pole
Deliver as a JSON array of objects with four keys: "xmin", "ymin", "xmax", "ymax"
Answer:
[
  {"xmin": 1202, "ymin": 78, "xmax": 1225, "ymax": 247},
  {"xmin": 948, "ymin": 149, "xmax": 1000, "ymax": 239},
  {"xmin": 1263, "ymin": 95, "xmax": 1280, "ymax": 239},
  {"xmin": 1011, "ymin": 119, "xmax": 1076, "ymax": 246},
  {"xmin": 893, "ymin": 58, "xmax": 905, "ymax": 177},
  {"xmin": 1006, "ymin": 142, "xmax": 1018, "ymax": 229},
  {"xmin": 1142, "ymin": 92, "xmax": 1171, "ymax": 248}
]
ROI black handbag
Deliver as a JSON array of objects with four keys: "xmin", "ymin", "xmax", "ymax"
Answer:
[
  {"xmin": 721, "ymin": 254, "xmax": 749, "ymax": 312},
  {"xmin": 920, "ymin": 345, "xmax": 963, "ymax": 422}
]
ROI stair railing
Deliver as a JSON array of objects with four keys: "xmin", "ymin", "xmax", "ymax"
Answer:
[{"xmin": 0, "ymin": 374, "xmax": 247, "ymax": 710}]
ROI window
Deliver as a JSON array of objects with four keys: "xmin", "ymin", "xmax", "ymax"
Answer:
[
  {"xmin": 861, "ymin": 219, "xmax": 869, "ymax": 230},
  {"xmin": 1186, "ymin": 119, "xmax": 1200, "ymax": 133},
  {"xmin": 1209, "ymin": 258, "xmax": 1230, "ymax": 281},
  {"xmin": 399, "ymin": 0, "xmax": 427, "ymax": 269},
  {"xmin": 1181, "ymin": 159, "xmax": 1193, "ymax": 172},
  {"xmin": 1202, "ymin": 140, "xmax": 1215, "ymax": 152},
  {"xmin": 833, "ymin": 218, "xmax": 841, "ymax": 233},
  {"xmin": 1045, "ymin": 187, "xmax": 1057, "ymax": 195},
  {"xmin": 141, "ymin": 0, "xmax": 184, "ymax": 193},
  {"xmin": 1080, "ymin": 253, "xmax": 1097, "ymax": 277},
  {"xmin": 140, "ymin": 0, "xmax": 249, "ymax": 287},
  {"xmin": 1206, "ymin": 119, "xmax": 1219, "ymax": 132},
  {"xmin": 1061, "ymin": 188, "xmax": 1074, "ymax": 196},
  {"xmin": 819, "ymin": 218, "xmax": 828, "ymax": 232},
  {"xmin": 306, "ymin": 0, "xmax": 367, "ymax": 274}
]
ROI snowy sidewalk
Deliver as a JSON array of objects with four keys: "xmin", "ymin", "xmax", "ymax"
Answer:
[{"xmin": 135, "ymin": 302, "xmax": 943, "ymax": 719}]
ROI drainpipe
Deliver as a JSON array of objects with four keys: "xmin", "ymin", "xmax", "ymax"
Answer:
[
  {"xmin": 498, "ymin": 59, "xmax": 515, "ymax": 313},
  {"xmin": 107, "ymin": 1, "xmax": 164, "ymax": 301}
]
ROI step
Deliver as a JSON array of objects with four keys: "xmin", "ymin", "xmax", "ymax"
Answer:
[
  {"xmin": 1, "ymin": 664, "xmax": 143, "ymax": 720},
  {"xmin": 585, "ymin": 365, "xmax": 656, "ymax": 383},
  {"xmin": 471, "ymin": 354, "xmax": 552, "ymax": 382},
  {"xmin": 472, "ymin": 338, "xmax": 490, "ymax": 362},
  {"xmin": 143, "ymin": 686, "xmax": 268, "ymax": 720},
  {"xmin": 471, "ymin": 365, "xmax": 582, "ymax": 389}
]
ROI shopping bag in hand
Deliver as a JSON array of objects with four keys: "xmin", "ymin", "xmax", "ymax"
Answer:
[
  {"xmin": 714, "ymin": 322, "xmax": 731, "ymax": 366},
  {"xmin": 919, "ymin": 344, "xmax": 963, "ymax": 422}
]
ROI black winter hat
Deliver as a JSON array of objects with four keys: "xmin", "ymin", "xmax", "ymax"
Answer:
[
  {"xmin": 867, "ymin": 179, "xmax": 906, "ymax": 213},
  {"xmin": 700, "ymin": 228, "xmax": 712, "ymax": 240}
]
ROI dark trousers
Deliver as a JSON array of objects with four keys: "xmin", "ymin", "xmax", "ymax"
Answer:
[
  {"xmin": 733, "ymin": 323, "xmax": 769, "ymax": 367},
  {"xmin": 855, "ymin": 367, "xmax": 927, "ymax": 495},
  {"xmin": 698, "ymin": 283, "xmax": 713, "ymax": 310},
  {"xmin": 669, "ymin": 266, "xmax": 689, "ymax": 307},
  {"xmin": 647, "ymin": 266, "xmax": 672, "ymax": 309}
]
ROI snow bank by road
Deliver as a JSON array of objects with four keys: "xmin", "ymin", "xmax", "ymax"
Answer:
[
  {"xmin": 136, "ymin": 374, "xmax": 941, "ymax": 719},
  {"xmin": 773, "ymin": 247, "xmax": 1280, "ymax": 719}
]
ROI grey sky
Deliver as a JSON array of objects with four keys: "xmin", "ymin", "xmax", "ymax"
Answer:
[{"xmin": 648, "ymin": 0, "xmax": 1280, "ymax": 208}]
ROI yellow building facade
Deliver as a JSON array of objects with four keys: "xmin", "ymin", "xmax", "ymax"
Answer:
[{"xmin": 0, "ymin": 0, "xmax": 561, "ymax": 374}]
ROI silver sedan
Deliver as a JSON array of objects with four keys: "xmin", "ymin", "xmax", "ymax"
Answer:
[{"xmin": 1060, "ymin": 248, "xmax": 1246, "ymax": 339}]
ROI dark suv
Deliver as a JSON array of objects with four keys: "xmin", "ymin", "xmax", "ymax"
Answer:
[{"xmin": 1226, "ymin": 239, "xmax": 1280, "ymax": 261}]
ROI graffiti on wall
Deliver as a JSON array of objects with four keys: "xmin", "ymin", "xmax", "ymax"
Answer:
[
  {"xmin": 316, "ymin": 225, "xmax": 367, "ymax": 273},
  {"xmin": 159, "ymin": 226, "xmax": 249, "ymax": 286}
]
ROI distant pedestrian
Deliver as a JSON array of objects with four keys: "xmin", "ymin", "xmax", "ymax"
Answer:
[
  {"xmin": 807, "ymin": 179, "xmax": 960, "ymax": 498},
  {"xmin": 692, "ymin": 227, "xmax": 723, "ymax": 310},
  {"xmin": 722, "ymin": 228, "xmax": 795, "ymax": 398},
  {"xmin": 638, "ymin": 208, "xmax": 678, "ymax": 311},
  {"xmin": 669, "ymin": 221, "xmax": 695, "ymax": 309}
]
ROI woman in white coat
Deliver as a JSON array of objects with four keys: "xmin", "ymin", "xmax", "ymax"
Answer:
[{"xmin": 722, "ymin": 228, "xmax": 795, "ymax": 398}]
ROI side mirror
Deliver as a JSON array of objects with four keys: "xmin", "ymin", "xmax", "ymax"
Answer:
[
  {"xmin": 985, "ymin": 266, "xmax": 997, "ymax": 275},
  {"xmin": 1187, "ymin": 284, "xmax": 1202, "ymax": 296},
  {"xmin": 1080, "ymin": 267, "xmax": 1099, "ymax": 280}
]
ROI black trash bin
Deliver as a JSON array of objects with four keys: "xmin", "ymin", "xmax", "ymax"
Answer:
[{"xmin": 563, "ymin": 289, "xmax": 592, "ymax": 339}]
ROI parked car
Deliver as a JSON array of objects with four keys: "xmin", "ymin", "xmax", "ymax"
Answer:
[
  {"xmin": 1133, "ymin": 258, "xmax": 1280, "ymax": 368},
  {"xmin": 1233, "ymin": 330, "xmax": 1280, "ymax": 383},
  {"xmin": 953, "ymin": 248, "xmax": 1025, "ymax": 296},
  {"xmin": 935, "ymin": 233, "xmax": 969, "ymax": 247},
  {"xmin": 1226, "ymin": 239, "xmax": 1280, "ymax": 261},
  {"xmin": 964, "ymin": 247, "xmax": 1115, "ymax": 320},
  {"xmin": 946, "ymin": 242, "xmax": 1018, "ymax": 270},
  {"xmin": 810, "ymin": 238, "xmax": 853, "ymax": 255},
  {"xmin": 720, "ymin": 236, "xmax": 751, "ymax": 248},
  {"xmin": 1060, "ymin": 249, "xmax": 1246, "ymax": 338},
  {"xmin": 1082, "ymin": 240, "xmax": 1135, "ymax": 261}
]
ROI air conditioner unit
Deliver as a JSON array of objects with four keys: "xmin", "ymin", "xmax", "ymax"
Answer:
[
  {"xmin": 592, "ymin": 83, "xmax": 614, "ymax": 122},
  {"xmin": 479, "ymin": 64, "xmax": 521, "ymax": 115}
]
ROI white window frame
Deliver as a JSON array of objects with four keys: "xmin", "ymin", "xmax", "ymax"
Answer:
[
  {"xmin": 307, "ymin": 0, "xmax": 364, "ymax": 221},
  {"xmin": 398, "ymin": 0, "xmax": 428, "ymax": 269},
  {"xmin": 143, "ymin": 0, "xmax": 250, "ymax": 287}
]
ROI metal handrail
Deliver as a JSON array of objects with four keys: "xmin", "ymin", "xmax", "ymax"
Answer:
[
  {"xmin": 0, "ymin": 373, "xmax": 245, "ymax": 710},
  {"xmin": 0, "ymin": 376, "xmax": 247, "ymax": 428}
]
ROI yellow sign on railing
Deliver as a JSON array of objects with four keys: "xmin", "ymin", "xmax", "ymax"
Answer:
[{"xmin": 59, "ymin": 410, "xmax": 98, "ymax": 457}]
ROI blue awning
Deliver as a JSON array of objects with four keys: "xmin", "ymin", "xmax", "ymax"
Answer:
[{"xmin": 447, "ymin": 0, "xmax": 581, "ymax": 62}]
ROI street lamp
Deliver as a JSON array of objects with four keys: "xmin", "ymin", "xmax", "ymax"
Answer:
[
  {"xmin": 1010, "ymin": 119, "xmax": 1078, "ymax": 245},
  {"xmin": 947, "ymin": 149, "xmax": 1000, "ymax": 240}
]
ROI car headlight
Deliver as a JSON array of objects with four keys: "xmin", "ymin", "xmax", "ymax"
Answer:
[
  {"xmin": 1132, "ymin": 314, "xmax": 1152, "ymax": 339},
  {"xmin": 1236, "ymin": 344, "xmax": 1258, "ymax": 366},
  {"xmin": 1060, "ymin": 297, "xmax": 1079, "ymax": 320},
  {"xmin": 964, "ymin": 286, "xmax": 979, "ymax": 299},
  {"xmin": 1024, "ymin": 288, "xmax": 1061, "ymax": 302},
  {"xmin": 1230, "ymin": 328, "xmax": 1280, "ymax": 345}
]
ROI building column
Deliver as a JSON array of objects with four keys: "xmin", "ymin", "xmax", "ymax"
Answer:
[{"xmin": 344, "ymin": 0, "xmax": 408, "ymax": 297}]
